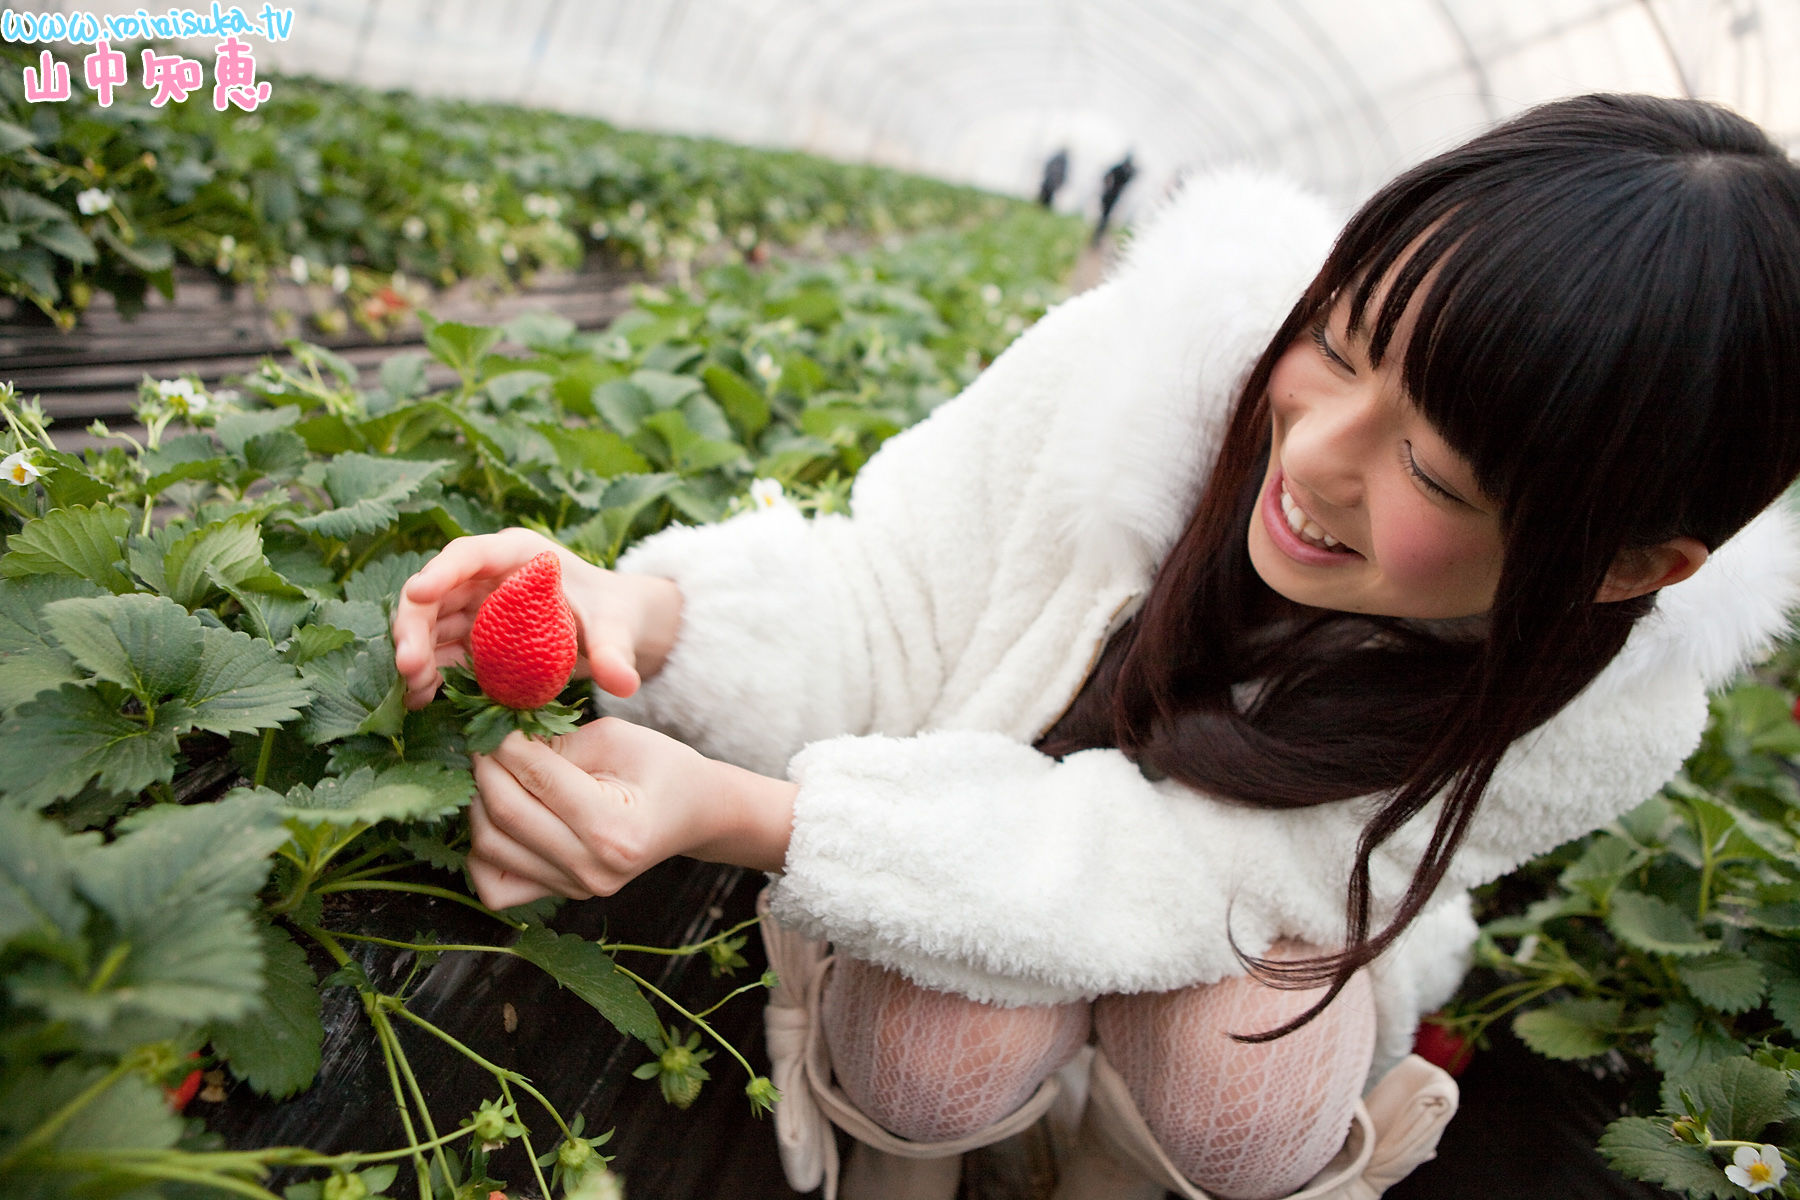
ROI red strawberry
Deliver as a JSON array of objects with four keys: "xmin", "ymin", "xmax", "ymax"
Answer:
[
  {"xmin": 1412, "ymin": 1018, "xmax": 1473, "ymax": 1076},
  {"xmin": 469, "ymin": 551, "xmax": 578, "ymax": 709}
]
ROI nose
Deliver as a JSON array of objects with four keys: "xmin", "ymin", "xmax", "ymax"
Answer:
[{"xmin": 1278, "ymin": 387, "xmax": 1378, "ymax": 513}]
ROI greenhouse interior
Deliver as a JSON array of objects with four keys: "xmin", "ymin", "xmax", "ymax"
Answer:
[{"xmin": 7, "ymin": 2, "xmax": 1800, "ymax": 1199}]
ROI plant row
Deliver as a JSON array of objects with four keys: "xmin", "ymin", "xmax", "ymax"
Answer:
[{"xmin": 1, "ymin": 43, "xmax": 1027, "ymax": 332}]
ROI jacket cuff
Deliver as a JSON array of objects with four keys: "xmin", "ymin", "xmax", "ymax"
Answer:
[{"xmin": 602, "ymin": 504, "xmax": 848, "ymax": 778}]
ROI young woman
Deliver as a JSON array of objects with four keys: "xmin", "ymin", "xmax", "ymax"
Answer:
[{"xmin": 393, "ymin": 94, "xmax": 1800, "ymax": 1199}]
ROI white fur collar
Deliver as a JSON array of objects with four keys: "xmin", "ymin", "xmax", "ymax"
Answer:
[{"xmin": 1047, "ymin": 166, "xmax": 1800, "ymax": 697}]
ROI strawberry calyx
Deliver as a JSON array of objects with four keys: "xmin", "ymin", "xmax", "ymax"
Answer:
[{"xmin": 443, "ymin": 667, "xmax": 585, "ymax": 754}]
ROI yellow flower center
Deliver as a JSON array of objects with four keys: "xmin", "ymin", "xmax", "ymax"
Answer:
[
  {"xmin": 7, "ymin": 464, "xmax": 27, "ymax": 484},
  {"xmin": 1750, "ymin": 1162, "xmax": 1775, "ymax": 1183}
]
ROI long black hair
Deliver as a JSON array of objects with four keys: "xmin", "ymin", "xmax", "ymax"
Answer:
[{"xmin": 1037, "ymin": 94, "xmax": 1800, "ymax": 1035}]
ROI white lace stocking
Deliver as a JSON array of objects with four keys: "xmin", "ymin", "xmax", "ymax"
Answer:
[
  {"xmin": 1093, "ymin": 944, "xmax": 1377, "ymax": 1200},
  {"xmin": 820, "ymin": 955, "xmax": 1091, "ymax": 1144}
]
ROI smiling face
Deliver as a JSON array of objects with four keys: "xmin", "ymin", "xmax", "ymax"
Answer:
[{"xmin": 1246, "ymin": 288, "xmax": 1507, "ymax": 620}]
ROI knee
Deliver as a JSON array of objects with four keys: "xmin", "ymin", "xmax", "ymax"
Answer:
[{"xmin": 821, "ymin": 958, "xmax": 1090, "ymax": 1143}]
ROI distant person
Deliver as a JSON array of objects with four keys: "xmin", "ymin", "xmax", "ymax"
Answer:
[
  {"xmin": 1037, "ymin": 149, "xmax": 1069, "ymax": 208},
  {"xmin": 1094, "ymin": 150, "xmax": 1138, "ymax": 243}
]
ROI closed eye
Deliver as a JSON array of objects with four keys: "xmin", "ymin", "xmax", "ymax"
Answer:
[
  {"xmin": 1402, "ymin": 441, "xmax": 1464, "ymax": 504},
  {"xmin": 1309, "ymin": 320, "xmax": 1352, "ymax": 371}
]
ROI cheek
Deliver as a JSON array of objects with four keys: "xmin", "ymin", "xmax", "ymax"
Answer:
[{"xmin": 1374, "ymin": 510, "xmax": 1503, "ymax": 596}]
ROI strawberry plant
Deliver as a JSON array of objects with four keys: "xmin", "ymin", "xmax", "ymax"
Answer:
[
  {"xmin": 1442, "ymin": 661, "xmax": 1800, "ymax": 1197},
  {"xmin": 0, "ymin": 176, "xmax": 1084, "ymax": 1197},
  {"xmin": 1, "ymin": 43, "xmax": 1030, "ymax": 332}
]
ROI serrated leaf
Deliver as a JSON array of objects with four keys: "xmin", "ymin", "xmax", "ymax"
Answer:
[
  {"xmin": 211, "ymin": 922, "xmax": 323, "ymax": 1098},
  {"xmin": 592, "ymin": 380, "xmax": 653, "ymax": 435},
  {"xmin": 299, "ymin": 643, "xmax": 404, "ymax": 742},
  {"xmin": 1559, "ymin": 834, "xmax": 1645, "ymax": 906},
  {"xmin": 42, "ymin": 592, "xmax": 204, "ymax": 700},
  {"xmin": 39, "ymin": 793, "xmax": 288, "ymax": 1028},
  {"xmin": 284, "ymin": 623, "xmax": 357, "ymax": 664},
  {"xmin": 1512, "ymin": 997, "xmax": 1622, "ymax": 1060},
  {"xmin": 0, "ymin": 574, "xmax": 99, "ymax": 710},
  {"xmin": 511, "ymin": 926, "xmax": 661, "ymax": 1044},
  {"xmin": 536, "ymin": 423, "xmax": 651, "ymax": 478},
  {"xmin": 1652, "ymin": 1001, "xmax": 1743, "ymax": 1076},
  {"xmin": 0, "ymin": 1061, "xmax": 183, "ymax": 1159},
  {"xmin": 188, "ymin": 623, "xmax": 311, "ymax": 734},
  {"xmin": 1675, "ymin": 953, "xmax": 1767, "ymax": 1014},
  {"xmin": 1660, "ymin": 1056, "xmax": 1790, "ymax": 1141},
  {"xmin": 30, "ymin": 220, "xmax": 96, "ymax": 265},
  {"xmin": 0, "ymin": 684, "xmax": 184, "ymax": 809},
  {"xmin": 293, "ymin": 453, "xmax": 449, "ymax": 539},
  {"xmin": 141, "ymin": 431, "xmax": 228, "ymax": 493},
  {"xmin": 0, "ymin": 503, "xmax": 132, "ymax": 592},
  {"xmin": 342, "ymin": 549, "xmax": 434, "ymax": 607},
  {"xmin": 1608, "ymin": 889, "xmax": 1722, "ymax": 957},
  {"xmin": 639, "ymin": 409, "xmax": 747, "ymax": 475},
  {"xmin": 0, "ymin": 807, "xmax": 96, "ymax": 946},
  {"xmin": 158, "ymin": 514, "xmax": 288, "ymax": 609},
  {"xmin": 1597, "ymin": 1117, "xmax": 1740, "ymax": 1200},
  {"xmin": 279, "ymin": 763, "xmax": 472, "ymax": 827},
  {"xmin": 214, "ymin": 406, "xmax": 303, "ymax": 456},
  {"xmin": 1769, "ymin": 953, "xmax": 1800, "ymax": 1039},
  {"xmin": 423, "ymin": 316, "xmax": 503, "ymax": 375},
  {"xmin": 633, "ymin": 368, "xmax": 704, "ymax": 410}
]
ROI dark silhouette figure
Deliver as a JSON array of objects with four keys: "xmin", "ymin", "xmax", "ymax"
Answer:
[
  {"xmin": 1094, "ymin": 151, "xmax": 1138, "ymax": 244},
  {"xmin": 1038, "ymin": 149, "xmax": 1069, "ymax": 208}
]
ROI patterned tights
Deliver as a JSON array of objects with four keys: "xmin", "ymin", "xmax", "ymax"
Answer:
[{"xmin": 819, "ymin": 945, "xmax": 1376, "ymax": 1200}]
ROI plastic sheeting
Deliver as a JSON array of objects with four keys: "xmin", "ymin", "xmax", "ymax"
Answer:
[{"xmin": 15, "ymin": 1, "xmax": 1800, "ymax": 213}]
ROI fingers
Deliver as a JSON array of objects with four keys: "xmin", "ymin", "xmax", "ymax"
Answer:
[
  {"xmin": 468, "ymin": 785, "xmax": 589, "ymax": 899},
  {"xmin": 467, "ymin": 854, "xmax": 560, "ymax": 911}
]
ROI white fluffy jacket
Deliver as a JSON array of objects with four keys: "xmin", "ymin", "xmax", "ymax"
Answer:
[{"xmin": 603, "ymin": 168, "xmax": 1800, "ymax": 1076}]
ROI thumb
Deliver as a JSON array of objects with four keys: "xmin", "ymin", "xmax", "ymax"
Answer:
[{"xmin": 585, "ymin": 639, "xmax": 643, "ymax": 698}]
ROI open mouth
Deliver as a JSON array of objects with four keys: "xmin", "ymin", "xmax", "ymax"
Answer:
[{"xmin": 1278, "ymin": 480, "xmax": 1357, "ymax": 554}]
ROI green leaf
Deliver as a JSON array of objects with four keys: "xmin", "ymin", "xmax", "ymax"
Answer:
[
  {"xmin": 1608, "ymin": 889, "xmax": 1722, "ymax": 957},
  {"xmin": 423, "ymin": 316, "xmax": 503, "ymax": 376},
  {"xmin": 702, "ymin": 363, "xmax": 770, "ymax": 440},
  {"xmin": 1660, "ymin": 1056, "xmax": 1791, "ymax": 1141},
  {"xmin": 97, "ymin": 226, "xmax": 172, "ymax": 273},
  {"xmin": 1559, "ymin": 833, "xmax": 1646, "ymax": 906},
  {"xmin": 0, "ymin": 1061, "xmax": 183, "ymax": 1159},
  {"xmin": 293, "ymin": 453, "xmax": 450, "ymax": 539},
  {"xmin": 511, "ymin": 926, "xmax": 661, "ymax": 1044},
  {"xmin": 1651, "ymin": 1001, "xmax": 1743, "ymax": 1076},
  {"xmin": 639, "ymin": 409, "xmax": 747, "ymax": 475},
  {"xmin": 26, "ymin": 793, "xmax": 289, "ymax": 1029},
  {"xmin": 211, "ymin": 922, "xmax": 324, "ymax": 1099},
  {"xmin": 30, "ymin": 220, "xmax": 96, "ymax": 265},
  {"xmin": 342, "ymin": 549, "xmax": 434, "ymax": 607},
  {"xmin": 632, "ymin": 368, "xmax": 705, "ymax": 410},
  {"xmin": 0, "ymin": 807, "xmax": 96, "ymax": 946},
  {"xmin": 0, "ymin": 120, "xmax": 34, "ymax": 153},
  {"xmin": 41, "ymin": 592, "xmax": 204, "ymax": 700},
  {"xmin": 215, "ymin": 406, "xmax": 303, "ymax": 456},
  {"xmin": 276, "ymin": 763, "xmax": 472, "ymax": 827},
  {"xmin": 0, "ymin": 574, "xmax": 98, "ymax": 710},
  {"xmin": 188, "ymin": 623, "xmax": 312, "ymax": 734},
  {"xmin": 150, "ymin": 514, "xmax": 288, "ymax": 609},
  {"xmin": 1512, "ymin": 997, "xmax": 1622, "ymax": 1060},
  {"xmin": 0, "ymin": 503, "xmax": 132, "ymax": 592},
  {"xmin": 0, "ymin": 684, "xmax": 184, "ymax": 810},
  {"xmin": 141, "ymin": 431, "xmax": 230, "ymax": 493},
  {"xmin": 536, "ymin": 423, "xmax": 651, "ymax": 478},
  {"xmin": 1597, "ymin": 1117, "xmax": 1740, "ymax": 1200},
  {"xmin": 592, "ymin": 380, "xmax": 653, "ymax": 435},
  {"xmin": 1675, "ymin": 953, "xmax": 1767, "ymax": 1015},
  {"xmin": 298, "ymin": 642, "xmax": 404, "ymax": 743},
  {"xmin": 284, "ymin": 623, "xmax": 357, "ymax": 664},
  {"xmin": 1765, "ymin": 948, "xmax": 1800, "ymax": 1038}
]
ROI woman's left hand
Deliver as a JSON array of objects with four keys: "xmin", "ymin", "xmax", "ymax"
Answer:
[{"xmin": 467, "ymin": 717, "xmax": 798, "ymax": 911}]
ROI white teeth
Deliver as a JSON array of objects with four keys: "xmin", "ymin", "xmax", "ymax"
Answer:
[{"xmin": 1279, "ymin": 482, "xmax": 1347, "ymax": 552}]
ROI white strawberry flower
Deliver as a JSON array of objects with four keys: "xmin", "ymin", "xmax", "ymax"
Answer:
[
  {"xmin": 1726, "ymin": 1144, "xmax": 1788, "ymax": 1194},
  {"xmin": 330, "ymin": 264, "xmax": 351, "ymax": 294},
  {"xmin": 289, "ymin": 254, "xmax": 309, "ymax": 284},
  {"xmin": 76, "ymin": 188, "xmax": 113, "ymax": 215},
  {"xmin": 401, "ymin": 215, "xmax": 427, "ymax": 241},
  {"xmin": 154, "ymin": 377, "xmax": 208, "ymax": 414},
  {"xmin": 2, "ymin": 449, "xmax": 44, "ymax": 486},
  {"xmin": 749, "ymin": 478, "xmax": 789, "ymax": 510}
]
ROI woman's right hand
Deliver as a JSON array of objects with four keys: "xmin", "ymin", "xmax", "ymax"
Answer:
[{"xmin": 391, "ymin": 528, "xmax": 682, "ymax": 710}]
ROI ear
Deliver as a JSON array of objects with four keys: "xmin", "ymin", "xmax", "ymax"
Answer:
[{"xmin": 1596, "ymin": 536, "xmax": 1710, "ymax": 603}]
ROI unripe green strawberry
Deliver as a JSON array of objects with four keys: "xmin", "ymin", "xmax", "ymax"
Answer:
[{"xmin": 469, "ymin": 551, "xmax": 578, "ymax": 709}]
